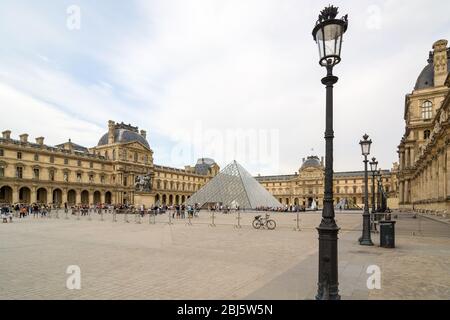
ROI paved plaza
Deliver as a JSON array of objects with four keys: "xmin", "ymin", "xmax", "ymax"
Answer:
[{"xmin": 0, "ymin": 210, "xmax": 449, "ymax": 300}]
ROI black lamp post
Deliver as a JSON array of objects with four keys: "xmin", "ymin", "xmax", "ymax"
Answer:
[
  {"xmin": 376, "ymin": 170, "xmax": 382, "ymax": 212},
  {"xmin": 312, "ymin": 5, "xmax": 348, "ymax": 300},
  {"xmin": 369, "ymin": 157, "xmax": 378, "ymax": 213},
  {"xmin": 359, "ymin": 134, "xmax": 374, "ymax": 246}
]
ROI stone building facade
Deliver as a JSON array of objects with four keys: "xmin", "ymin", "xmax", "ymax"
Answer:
[
  {"xmin": 0, "ymin": 121, "xmax": 219, "ymax": 207},
  {"xmin": 256, "ymin": 155, "xmax": 398, "ymax": 209},
  {"xmin": 397, "ymin": 39, "xmax": 450, "ymax": 213}
]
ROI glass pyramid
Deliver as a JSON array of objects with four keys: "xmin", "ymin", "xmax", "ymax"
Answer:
[{"xmin": 186, "ymin": 160, "xmax": 282, "ymax": 209}]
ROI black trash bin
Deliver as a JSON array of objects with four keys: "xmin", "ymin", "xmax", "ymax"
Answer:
[{"xmin": 379, "ymin": 220, "xmax": 396, "ymax": 248}]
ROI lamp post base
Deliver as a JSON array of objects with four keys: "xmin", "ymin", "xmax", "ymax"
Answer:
[
  {"xmin": 359, "ymin": 238, "xmax": 374, "ymax": 246},
  {"xmin": 316, "ymin": 219, "xmax": 340, "ymax": 300}
]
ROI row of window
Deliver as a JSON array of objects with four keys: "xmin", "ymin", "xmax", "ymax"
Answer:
[
  {"xmin": 156, "ymin": 172, "xmax": 204, "ymax": 182},
  {"xmin": 0, "ymin": 149, "xmax": 107, "ymax": 169},
  {"xmin": 2, "ymin": 166, "xmax": 108, "ymax": 184},
  {"xmin": 155, "ymin": 180, "xmax": 201, "ymax": 191}
]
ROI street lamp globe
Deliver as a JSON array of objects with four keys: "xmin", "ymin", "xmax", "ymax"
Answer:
[
  {"xmin": 312, "ymin": 5, "xmax": 348, "ymax": 67},
  {"xmin": 360, "ymin": 134, "xmax": 372, "ymax": 156},
  {"xmin": 370, "ymin": 157, "xmax": 378, "ymax": 173}
]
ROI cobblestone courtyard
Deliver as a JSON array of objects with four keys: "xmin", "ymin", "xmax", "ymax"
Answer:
[{"xmin": 0, "ymin": 211, "xmax": 449, "ymax": 299}]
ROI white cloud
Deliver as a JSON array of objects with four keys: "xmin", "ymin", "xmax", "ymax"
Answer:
[{"xmin": 0, "ymin": 0, "xmax": 449, "ymax": 175}]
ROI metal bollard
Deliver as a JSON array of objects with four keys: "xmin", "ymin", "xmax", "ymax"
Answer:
[
  {"xmin": 209, "ymin": 211, "xmax": 216, "ymax": 227},
  {"xmin": 186, "ymin": 212, "xmax": 192, "ymax": 226},
  {"xmin": 136, "ymin": 211, "xmax": 141, "ymax": 224},
  {"xmin": 293, "ymin": 211, "xmax": 301, "ymax": 231},
  {"xmin": 101, "ymin": 209, "xmax": 104, "ymax": 221},
  {"xmin": 55, "ymin": 209, "xmax": 59, "ymax": 219},
  {"xmin": 124, "ymin": 210, "xmax": 129, "ymax": 223},
  {"xmin": 234, "ymin": 211, "xmax": 242, "ymax": 229},
  {"xmin": 88, "ymin": 209, "xmax": 92, "ymax": 221},
  {"xmin": 113, "ymin": 209, "xmax": 117, "ymax": 222},
  {"xmin": 167, "ymin": 210, "xmax": 173, "ymax": 225},
  {"xmin": 65, "ymin": 209, "xmax": 69, "ymax": 220}
]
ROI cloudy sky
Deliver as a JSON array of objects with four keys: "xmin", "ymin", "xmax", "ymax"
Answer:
[{"xmin": 0, "ymin": 0, "xmax": 449, "ymax": 175}]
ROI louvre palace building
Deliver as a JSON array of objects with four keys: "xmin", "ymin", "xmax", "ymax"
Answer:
[
  {"xmin": 256, "ymin": 156, "xmax": 398, "ymax": 209},
  {"xmin": 0, "ymin": 120, "xmax": 220, "ymax": 207},
  {"xmin": 397, "ymin": 39, "xmax": 450, "ymax": 213},
  {"xmin": 0, "ymin": 118, "xmax": 401, "ymax": 208}
]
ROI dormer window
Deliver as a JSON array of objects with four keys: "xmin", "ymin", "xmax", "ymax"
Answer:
[{"xmin": 422, "ymin": 101, "xmax": 432, "ymax": 120}]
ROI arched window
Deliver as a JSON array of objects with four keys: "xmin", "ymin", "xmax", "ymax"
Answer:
[
  {"xmin": 422, "ymin": 101, "xmax": 432, "ymax": 120},
  {"xmin": 424, "ymin": 130, "xmax": 431, "ymax": 139}
]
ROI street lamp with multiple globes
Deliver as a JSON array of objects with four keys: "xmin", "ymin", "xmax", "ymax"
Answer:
[
  {"xmin": 369, "ymin": 157, "xmax": 378, "ymax": 213},
  {"xmin": 312, "ymin": 5, "xmax": 348, "ymax": 300},
  {"xmin": 359, "ymin": 134, "xmax": 374, "ymax": 246}
]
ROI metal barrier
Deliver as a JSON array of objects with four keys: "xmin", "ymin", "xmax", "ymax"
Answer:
[
  {"xmin": 293, "ymin": 211, "xmax": 301, "ymax": 231},
  {"xmin": 167, "ymin": 210, "xmax": 173, "ymax": 225},
  {"xmin": 76, "ymin": 209, "xmax": 81, "ymax": 220},
  {"xmin": 234, "ymin": 211, "xmax": 242, "ymax": 229},
  {"xmin": 186, "ymin": 211, "xmax": 193, "ymax": 226},
  {"xmin": 124, "ymin": 210, "xmax": 129, "ymax": 223},
  {"xmin": 135, "ymin": 210, "xmax": 141, "ymax": 224},
  {"xmin": 209, "ymin": 211, "xmax": 216, "ymax": 227},
  {"xmin": 113, "ymin": 209, "xmax": 117, "ymax": 222}
]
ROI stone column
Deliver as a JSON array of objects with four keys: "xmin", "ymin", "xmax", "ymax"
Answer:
[
  {"xmin": 403, "ymin": 180, "xmax": 408, "ymax": 204},
  {"xmin": 100, "ymin": 192, "xmax": 105, "ymax": 204},
  {"xmin": 406, "ymin": 148, "xmax": 410, "ymax": 168},
  {"xmin": 76, "ymin": 190, "xmax": 81, "ymax": 205},
  {"xmin": 398, "ymin": 181, "xmax": 403, "ymax": 204},
  {"xmin": 399, "ymin": 152, "xmax": 404, "ymax": 170},
  {"xmin": 12, "ymin": 185, "xmax": 19, "ymax": 204},
  {"xmin": 89, "ymin": 191, "xmax": 94, "ymax": 205},
  {"xmin": 62, "ymin": 188, "xmax": 68, "ymax": 204},
  {"xmin": 31, "ymin": 187, "xmax": 37, "ymax": 204},
  {"xmin": 410, "ymin": 148, "xmax": 415, "ymax": 167}
]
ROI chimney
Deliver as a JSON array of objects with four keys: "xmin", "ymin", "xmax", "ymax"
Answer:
[
  {"xmin": 140, "ymin": 130, "xmax": 147, "ymax": 139},
  {"xmin": 66, "ymin": 139, "xmax": 73, "ymax": 151},
  {"xmin": 2, "ymin": 130, "xmax": 11, "ymax": 139},
  {"xmin": 35, "ymin": 137, "xmax": 44, "ymax": 145},
  {"xmin": 321, "ymin": 156, "xmax": 324, "ymax": 166},
  {"xmin": 108, "ymin": 120, "xmax": 115, "ymax": 144},
  {"xmin": 433, "ymin": 39, "xmax": 448, "ymax": 87},
  {"xmin": 19, "ymin": 134, "xmax": 29, "ymax": 143}
]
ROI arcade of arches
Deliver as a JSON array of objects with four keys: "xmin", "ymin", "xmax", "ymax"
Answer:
[{"xmin": 0, "ymin": 185, "xmax": 113, "ymax": 206}]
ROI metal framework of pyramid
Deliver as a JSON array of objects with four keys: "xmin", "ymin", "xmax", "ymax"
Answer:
[{"xmin": 186, "ymin": 160, "xmax": 282, "ymax": 209}]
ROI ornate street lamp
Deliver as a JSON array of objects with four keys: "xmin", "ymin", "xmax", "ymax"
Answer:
[
  {"xmin": 359, "ymin": 134, "xmax": 374, "ymax": 246},
  {"xmin": 369, "ymin": 157, "xmax": 378, "ymax": 213},
  {"xmin": 312, "ymin": 5, "xmax": 348, "ymax": 300}
]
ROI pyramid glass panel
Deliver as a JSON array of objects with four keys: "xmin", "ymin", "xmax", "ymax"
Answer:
[{"xmin": 186, "ymin": 161, "xmax": 282, "ymax": 209}]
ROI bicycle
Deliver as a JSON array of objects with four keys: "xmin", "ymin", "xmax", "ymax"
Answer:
[{"xmin": 252, "ymin": 214, "xmax": 276, "ymax": 230}]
